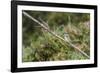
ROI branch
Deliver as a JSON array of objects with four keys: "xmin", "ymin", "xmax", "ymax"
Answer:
[{"xmin": 23, "ymin": 11, "xmax": 89, "ymax": 59}]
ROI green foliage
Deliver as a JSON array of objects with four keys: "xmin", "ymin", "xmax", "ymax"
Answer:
[{"xmin": 22, "ymin": 10, "xmax": 90, "ymax": 62}]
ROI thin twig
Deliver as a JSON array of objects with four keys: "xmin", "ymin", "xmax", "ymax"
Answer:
[
  {"xmin": 23, "ymin": 11, "xmax": 90, "ymax": 59},
  {"xmin": 39, "ymin": 17, "xmax": 49, "ymax": 29}
]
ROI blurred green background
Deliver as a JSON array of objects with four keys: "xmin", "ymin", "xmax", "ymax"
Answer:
[{"xmin": 22, "ymin": 10, "xmax": 90, "ymax": 62}]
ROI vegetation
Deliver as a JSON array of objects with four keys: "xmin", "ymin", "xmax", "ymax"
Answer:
[{"xmin": 22, "ymin": 10, "xmax": 90, "ymax": 62}]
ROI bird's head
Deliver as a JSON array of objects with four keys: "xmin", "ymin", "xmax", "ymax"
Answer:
[{"xmin": 64, "ymin": 32, "xmax": 69, "ymax": 37}]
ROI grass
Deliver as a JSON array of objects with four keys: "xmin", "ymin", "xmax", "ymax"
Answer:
[{"xmin": 22, "ymin": 11, "xmax": 90, "ymax": 62}]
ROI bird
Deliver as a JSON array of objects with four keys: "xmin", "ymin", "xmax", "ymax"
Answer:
[{"xmin": 64, "ymin": 32, "xmax": 71, "ymax": 42}]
